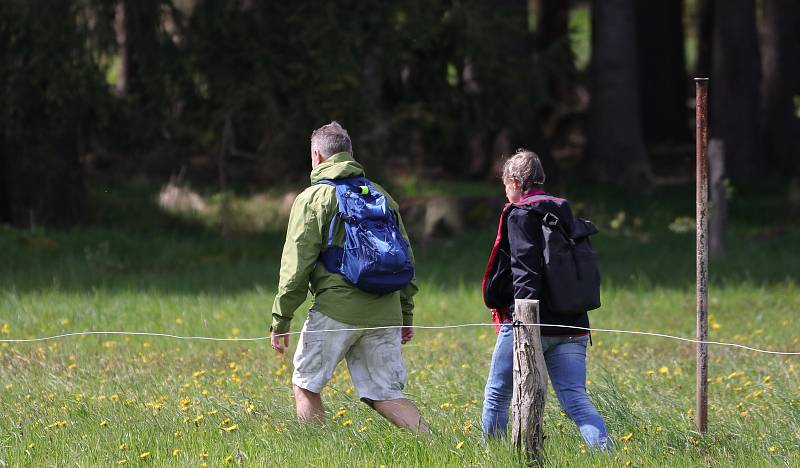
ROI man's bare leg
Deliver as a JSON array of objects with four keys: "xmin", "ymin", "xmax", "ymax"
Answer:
[
  {"xmin": 373, "ymin": 398, "xmax": 430, "ymax": 434},
  {"xmin": 293, "ymin": 384, "xmax": 325, "ymax": 423}
]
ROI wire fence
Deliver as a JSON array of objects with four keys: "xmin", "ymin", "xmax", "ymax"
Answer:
[{"xmin": 1, "ymin": 323, "xmax": 798, "ymax": 355}]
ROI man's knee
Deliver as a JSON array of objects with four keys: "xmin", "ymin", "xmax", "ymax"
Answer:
[{"xmin": 293, "ymin": 384, "xmax": 321, "ymax": 401}]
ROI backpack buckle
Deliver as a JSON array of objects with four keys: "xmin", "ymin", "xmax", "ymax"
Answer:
[{"xmin": 543, "ymin": 212, "xmax": 559, "ymax": 227}]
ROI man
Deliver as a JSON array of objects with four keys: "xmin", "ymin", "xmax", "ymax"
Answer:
[{"xmin": 270, "ymin": 121, "xmax": 429, "ymax": 433}]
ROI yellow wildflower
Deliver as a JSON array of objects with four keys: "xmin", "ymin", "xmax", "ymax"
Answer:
[
  {"xmin": 100, "ymin": 420, "xmax": 108, "ymax": 428},
  {"xmin": 456, "ymin": 441, "xmax": 465, "ymax": 449},
  {"xmin": 342, "ymin": 419, "xmax": 353, "ymax": 427},
  {"xmin": 46, "ymin": 420, "xmax": 68, "ymax": 429},
  {"xmin": 225, "ymin": 455, "xmax": 234, "ymax": 463},
  {"xmin": 139, "ymin": 452, "xmax": 150, "ymax": 460},
  {"xmin": 222, "ymin": 424, "xmax": 238, "ymax": 432},
  {"xmin": 173, "ymin": 449, "xmax": 181, "ymax": 457},
  {"xmin": 620, "ymin": 432, "xmax": 633, "ymax": 442}
]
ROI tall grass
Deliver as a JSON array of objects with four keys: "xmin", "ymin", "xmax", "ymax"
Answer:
[{"xmin": 0, "ymin": 184, "xmax": 798, "ymax": 466}]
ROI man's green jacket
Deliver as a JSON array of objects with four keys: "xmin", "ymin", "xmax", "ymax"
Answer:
[{"xmin": 270, "ymin": 152, "xmax": 418, "ymax": 334}]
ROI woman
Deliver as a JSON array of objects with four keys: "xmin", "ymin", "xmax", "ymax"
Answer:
[{"xmin": 481, "ymin": 149, "xmax": 610, "ymax": 449}]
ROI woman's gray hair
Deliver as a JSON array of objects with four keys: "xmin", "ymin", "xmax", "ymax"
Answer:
[
  {"xmin": 501, "ymin": 148, "xmax": 546, "ymax": 191},
  {"xmin": 310, "ymin": 121, "xmax": 352, "ymax": 158}
]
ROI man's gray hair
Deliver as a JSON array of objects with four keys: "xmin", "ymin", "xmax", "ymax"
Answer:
[
  {"xmin": 310, "ymin": 121, "xmax": 353, "ymax": 159},
  {"xmin": 501, "ymin": 148, "xmax": 546, "ymax": 191}
]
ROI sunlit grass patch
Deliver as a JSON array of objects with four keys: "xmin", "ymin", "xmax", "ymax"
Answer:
[{"xmin": 1, "ymin": 185, "xmax": 798, "ymax": 465}]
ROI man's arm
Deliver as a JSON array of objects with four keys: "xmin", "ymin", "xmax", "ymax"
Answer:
[
  {"xmin": 395, "ymin": 208, "xmax": 418, "ymax": 327},
  {"xmin": 507, "ymin": 210, "xmax": 544, "ymax": 301},
  {"xmin": 375, "ymin": 183, "xmax": 419, "ymax": 327},
  {"xmin": 271, "ymin": 191, "xmax": 325, "ymax": 336}
]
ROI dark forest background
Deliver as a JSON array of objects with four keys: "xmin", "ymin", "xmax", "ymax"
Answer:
[{"xmin": 1, "ymin": 0, "xmax": 798, "ymax": 228}]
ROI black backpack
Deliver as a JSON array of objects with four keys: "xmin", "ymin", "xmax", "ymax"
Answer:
[{"xmin": 517, "ymin": 196, "xmax": 601, "ymax": 315}]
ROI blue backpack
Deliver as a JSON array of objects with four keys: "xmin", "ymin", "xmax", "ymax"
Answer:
[{"xmin": 317, "ymin": 177, "xmax": 414, "ymax": 295}]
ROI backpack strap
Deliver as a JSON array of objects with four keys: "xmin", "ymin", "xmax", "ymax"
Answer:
[
  {"xmin": 316, "ymin": 177, "xmax": 374, "ymax": 247},
  {"xmin": 316, "ymin": 179, "xmax": 342, "ymax": 247}
]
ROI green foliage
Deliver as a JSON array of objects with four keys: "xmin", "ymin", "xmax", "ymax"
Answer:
[
  {"xmin": 569, "ymin": 3, "xmax": 592, "ymax": 71},
  {"xmin": 0, "ymin": 0, "xmax": 109, "ymax": 224},
  {"xmin": 1, "ymin": 0, "xmax": 576, "ymax": 190}
]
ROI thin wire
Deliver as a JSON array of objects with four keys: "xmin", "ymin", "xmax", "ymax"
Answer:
[{"xmin": 1, "ymin": 323, "xmax": 798, "ymax": 355}]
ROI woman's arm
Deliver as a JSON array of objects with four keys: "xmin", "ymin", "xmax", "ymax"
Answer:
[{"xmin": 507, "ymin": 209, "xmax": 544, "ymax": 301}]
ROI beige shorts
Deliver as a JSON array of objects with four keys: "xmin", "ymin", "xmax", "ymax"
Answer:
[{"xmin": 292, "ymin": 309, "xmax": 407, "ymax": 402}]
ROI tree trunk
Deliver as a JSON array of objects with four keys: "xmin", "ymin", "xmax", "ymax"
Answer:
[
  {"xmin": 535, "ymin": 0, "xmax": 575, "ymax": 103},
  {"xmin": 123, "ymin": 0, "xmax": 160, "ymax": 98},
  {"xmin": 114, "ymin": 0, "xmax": 129, "ymax": 96},
  {"xmin": 696, "ymin": 0, "xmax": 714, "ymax": 78},
  {"xmin": 761, "ymin": 0, "xmax": 800, "ymax": 177},
  {"xmin": 485, "ymin": 0, "xmax": 561, "ymax": 186},
  {"xmin": 0, "ymin": 129, "xmax": 9, "ymax": 224},
  {"xmin": 42, "ymin": 131, "xmax": 85, "ymax": 227},
  {"xmin": 710, "ymin": 0, "xmax": 761, "ymax": 181},
  {"xmin": 587, "ymin": 0, "xmax": 653, "ymax": 190},
  {"xmin": 635, "ymin": 0, "xmax": 688, "ymax": 145},
  {"xmin": 709, "ymin": 139, "xmax": 727, "ymax": 257},
  {"xmin": 536, "ymin": 0, "xmax": 570, "ymax": 51}
]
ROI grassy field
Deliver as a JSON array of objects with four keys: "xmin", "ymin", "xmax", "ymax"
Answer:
[{"xmin": 1, "ymin": 184, "xmax": 799, "ymax": 467}]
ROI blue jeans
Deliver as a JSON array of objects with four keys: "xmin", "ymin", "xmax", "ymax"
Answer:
[{"xmin": 481, "ymin": 323, "xmax": 610, "ymax": 449}]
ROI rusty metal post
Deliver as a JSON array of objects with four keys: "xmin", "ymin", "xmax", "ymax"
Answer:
[{"xmin": 695, "ymin": 77, "xmax": 710, "ymax": 433}]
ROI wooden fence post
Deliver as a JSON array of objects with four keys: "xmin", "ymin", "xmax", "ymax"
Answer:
[
  {"xmin": 512, "ymin": 299, "xmax": 548, "ymax": 464},
  {"xmin": 709, "ymin": 138, "xmax": 727, "ymax": 257}
]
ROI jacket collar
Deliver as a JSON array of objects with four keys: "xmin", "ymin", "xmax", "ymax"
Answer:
[
  {"xmin": 520, "ymin": 188, "xmax": 546, "ymax": 200},
  {"xmin": 309, "ymin": 152, "xmax": 365, "ymax": 184}
]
